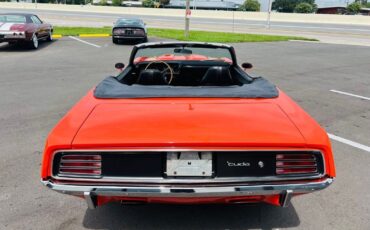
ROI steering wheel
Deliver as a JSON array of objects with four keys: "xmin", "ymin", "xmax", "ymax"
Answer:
[{"xmin": 145, "ymin": 61, "xmax": 174, "ymax": 84}]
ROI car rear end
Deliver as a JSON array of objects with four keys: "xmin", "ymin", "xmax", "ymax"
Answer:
[
  {"xmin": 41, "ymin": 97, "xmax": 335, "ymax": 209},
  {"xmin": 112, "ymin": 27, "xmax": 146, "ymax": 42},
  {"xmin": 43, "ymin": 149, "xmax": 333, "ymax": 208},
  {"xmin": 0, "ymin": 15, "xmax": 31, "ymax": 44}
]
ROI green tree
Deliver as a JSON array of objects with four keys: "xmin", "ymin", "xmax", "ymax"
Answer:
[
  {"xmin": 347, "ymin": 2, "xmax": 362, "ymax": 14},
  {"xmin": 142, "ymin": 0, "xmax": 155, "ymax": 7},
  {"xmin": 294, "ymin": 2, "xmax": 314, "ymax": 13},
  {"xmin": 112, "ymin": 0, "xmax": 122, "ymax": 6},
  {"xmin": 240, "ymin": 0, "xmax": 261, "ymax": 11},
  {"xmin": 272, "ymin": 0, "xmax": 316, "ymax": 13},
  {"xmin": 99, "ymin": 0, "xmax": 108, "ymax": 6}
]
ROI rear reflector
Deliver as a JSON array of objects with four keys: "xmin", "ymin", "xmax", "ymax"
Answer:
[
  {"xmin": 58, "ymin": 154, "xmax": 102, "ymax": 178},
  {"xmin": 276, "ymin": 153, "xmax": 318, "ymax": 175}
]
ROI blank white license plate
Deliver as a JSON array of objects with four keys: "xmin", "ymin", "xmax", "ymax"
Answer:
[{"xmin": 166, "ymin": 152, "xmax": 212, "ymax": 177}]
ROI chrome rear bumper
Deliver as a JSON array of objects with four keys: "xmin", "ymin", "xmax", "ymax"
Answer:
[{"xmin": 41, "ymin": 177, "xmax": 333, "ymax": 209}]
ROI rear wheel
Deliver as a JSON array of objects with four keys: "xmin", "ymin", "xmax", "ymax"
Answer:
[
  {"xmin": 29, "ymin": 34, "xmax": 39, "ymax": 49},
  {"xmin": 46, "ymin": 31, "xmax": 53, "ymax": 42},
  {"xmin": 142, "ymin": 37, "xmax": 148, "ymax": 43},
  {"xmin": 112, "ymin": 38, "xmax": 119, "ymax": 44}
]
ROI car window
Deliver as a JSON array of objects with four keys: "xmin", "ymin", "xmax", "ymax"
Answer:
[
  {"xmin": 31, "ymin": 16, "xmax": 42, "ymax": 24},
  {"xmin": 134, "ymin": 46, "xmax": 233, "ymax": 64},
  {"xmin": 0, "ymin": 15, "xmax": 27, "ymax": 23},
  {"xmin": 116, "ymin": 18, "xmax": 142, "ymax": 26}
]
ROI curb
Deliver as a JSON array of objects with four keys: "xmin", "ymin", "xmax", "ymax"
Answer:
[{"xmin": 54, "ymin": 34, "xmax": 111, "ymax": 38}]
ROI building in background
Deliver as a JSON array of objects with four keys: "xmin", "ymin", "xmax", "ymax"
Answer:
[
  {"xmin": 168, "ymin": 0, "xmax": 244, "ymax": 10},
  {"xmin": 169, "ymin": 0, "xmax": 357, "ymax": 12}
]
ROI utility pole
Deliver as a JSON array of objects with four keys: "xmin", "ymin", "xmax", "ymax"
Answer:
[
  {"xmin": 267, "ymin": 0, "xmax": 273, "ymax": 29},
  {"xmin": 185, "ymin": 0, "xmax": 190, "ymax": 38}
]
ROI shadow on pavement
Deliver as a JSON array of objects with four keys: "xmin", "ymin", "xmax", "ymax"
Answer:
[
  {"xmin": 82, "ymin": 203, "xmax": 300, "ymax": 229},
  {"xmin": 0, "ymin": 40, "xmax": 56, "ymax": 52}
]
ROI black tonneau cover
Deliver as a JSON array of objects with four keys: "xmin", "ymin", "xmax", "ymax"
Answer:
[{"xmin": 94, "ymin": 76, "xmax": 279, "ymax": 99}]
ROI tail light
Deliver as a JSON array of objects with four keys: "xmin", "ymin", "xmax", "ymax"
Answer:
[
  {"xmin": 276, "ymin": 153, "xmax": 318, "ymax": 175},
  {"xmin": 113, "ymin": 28, "xmax": 125, "ymax": 35},
  {"xmin": 58, "ymin": 154, "xmax": 102, "ymax": 178},
  {"xmin": 133, "ymin": 29, "xmax": 145, "ymax": 36}
]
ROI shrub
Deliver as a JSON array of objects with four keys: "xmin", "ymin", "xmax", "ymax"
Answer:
[
  {"xmin": 99, "ymin": 0, "xmax": 108, "ymax": 6},
  {"xmin": 112, "ymin": 0, "xmax": 122, "ymax": 6},
  {"xmin": 159, "ymin": 0, "xmax": 170, "ymax": 5},
  {"xmin": 240, "ymin": 0, "xmax": 261, "ymax": 11},
  {"xmin": 294, "ymin": 2, "xmax": 314, "ymax": 13},
  {"xmin": 347, "ymin": 2, "xmax": 362, "ymax": 14},
  {"xmin": 272, "ymin": 0, "xmax": 316, "ymax": 13},
  {"xmin": 142, "ymin": 0, "xmax": 155, "ymax": 7}
]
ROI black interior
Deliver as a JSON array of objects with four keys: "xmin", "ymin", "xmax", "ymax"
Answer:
[{"xmin": 117, "ymin": 61, "xmax": 253, "ymax": 86}]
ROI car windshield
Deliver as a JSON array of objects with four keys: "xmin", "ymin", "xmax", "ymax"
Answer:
[
  {"xmin": 116, "ymin": 18, "xmax": 142, "ymax": 26},
  {"xmin": 0, "ymin": 15, "xmax": 27, "ymax": 23},
  {"xmin": 134, "ymin": 45, "xmax": 233, "ymax": 64}
]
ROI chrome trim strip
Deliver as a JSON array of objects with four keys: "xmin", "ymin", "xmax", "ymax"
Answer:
[
  {"xmin": 50, "ymin": 149, "xmax": 326, "ymax": 183},
  {"xmin": 41, "ymin": 177, "xmax": 334, "ymax": 199}
]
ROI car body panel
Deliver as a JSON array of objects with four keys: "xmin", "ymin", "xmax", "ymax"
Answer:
[
  {"xmin": 41, "ymin": 90, "xmax": 335, "ymax": 179},
  {"xmin": 72, "ymin": 102, "xmax": 305, "ymax": 147}
]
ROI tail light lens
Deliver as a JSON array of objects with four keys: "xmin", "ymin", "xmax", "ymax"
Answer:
[
  {"xmin": 276, "ymin": 153, "xmax": 318, "ymax": 175},
  {"xmin": 113, "ymin": 28, "xmax": 125, "ymax": 35},
  {"xmin": 58, "ymin": 154, "xmax": 102, "ymax": 178},
  {"xmin": 133, "ymin": 29, "xmax": 145, "ymax": 36}
]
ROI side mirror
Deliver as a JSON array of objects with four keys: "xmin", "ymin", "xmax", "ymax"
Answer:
[
  {"xmin": 115, "ymin": 63, "xmax": 125, "ymax": 71},
  {"xmin": 241, "ymin": 62, "xmax": 253, "ymax": 70}
]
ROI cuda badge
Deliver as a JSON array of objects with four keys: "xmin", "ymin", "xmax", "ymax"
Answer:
[{"xmin": 227, "ymin": 161, "xmax": 251, "ymax": 167}]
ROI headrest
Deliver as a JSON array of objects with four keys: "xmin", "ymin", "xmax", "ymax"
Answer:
[
  {"xmin": 200, "ymin": 66, "xmax": 233, "ymax": 86},
  {"xmin": 137, "ymin": 69, "xmax": 167, "ymax": 85}
]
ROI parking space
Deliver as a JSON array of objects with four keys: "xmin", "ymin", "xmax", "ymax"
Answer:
[{"xmin": 0, "ymin": 37, "xmax": 369, "ymax": 230}]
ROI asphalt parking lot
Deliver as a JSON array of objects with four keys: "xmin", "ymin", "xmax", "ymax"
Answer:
[{"xmin": 0, "ymin": 37, "xmax": 369, "ymax": 230}]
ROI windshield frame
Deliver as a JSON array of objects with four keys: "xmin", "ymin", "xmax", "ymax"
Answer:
[{"xmin": 129, "ymin": 42, "xmax": 237, "ymax": 66}]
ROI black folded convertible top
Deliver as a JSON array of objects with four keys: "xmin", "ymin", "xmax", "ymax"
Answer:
[{"xmin": 94, "ymin": 76, "xmax": 279, "ymax": 99}]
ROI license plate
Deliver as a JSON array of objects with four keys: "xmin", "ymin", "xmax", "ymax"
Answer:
[
  {"xmin": 125, "ymin": 30, "xmax": 133, "ymax": 35},
  {"xmin": 166, "ymin": 152, "xmax": 213, "ymax": 177}
]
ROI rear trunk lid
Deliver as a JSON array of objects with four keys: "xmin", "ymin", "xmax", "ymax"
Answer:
[{"xmin": 72, "ymin": 102, "xmax": 305, "ymax": 148}]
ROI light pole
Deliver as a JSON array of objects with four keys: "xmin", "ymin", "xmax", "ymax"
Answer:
[
  {"xmin": 185, "ymin": 0, "xmax": 190, "ymax": 38},
  {"xmin": 267, "ymin": 0, "xmax": 273, "ymax": 28}
]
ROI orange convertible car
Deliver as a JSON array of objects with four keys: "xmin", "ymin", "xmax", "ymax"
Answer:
[{"xmin": 41, "ymin": 42, "xmax": 335, "ymax": 209}]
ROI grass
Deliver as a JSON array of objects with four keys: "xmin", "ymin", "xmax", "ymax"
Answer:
[
  {"xmin": 148, "ymin": 28, "xmax": 317, "ymax": 43},
  {"xmin": 54, "ymin": 26, "xmax": 317, "ymax": 43},
  {"xmin": 54, "ymin": 26, "xmax": 112, "ymax": 36}
]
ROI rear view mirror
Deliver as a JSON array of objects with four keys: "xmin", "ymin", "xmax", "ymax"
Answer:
[
  {"xmin": 115, "ymin": 63, "xmax": 125, "ymax": 71},
  {"xmin": 242, "ymin": 62, "xmax": 253, "ymax": 70},
  {"xmin": 174, "ymin": 48, "xmax": 192, "ymax": 54}
]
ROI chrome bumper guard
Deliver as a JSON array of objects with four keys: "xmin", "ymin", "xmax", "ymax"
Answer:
[{"xmin": 41, "ymin": 178, "xmax": 333, "ymax": 209}]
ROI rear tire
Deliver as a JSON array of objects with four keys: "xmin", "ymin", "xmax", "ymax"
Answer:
[
  {"xmin": 112, "ymin": 38, "xmax": 119, "ymax": 44},
  {"xmin": 29, "ymin": 34, "xmax": 39, "ymax": 49},
  {"xmin": 142, "ymin": 37, "xmax": 148, "ymax": 43},
  {"xmin": 46, "ymin": 31, "xmax": 53, "ymax": 42}
]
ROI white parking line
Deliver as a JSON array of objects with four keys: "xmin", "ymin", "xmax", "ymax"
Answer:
[
  {"xmin": 68, "ymin": 36, "xmax": 101, "ymax": 48},
  {"xmin": 330, "ymin": 90, "xmax": 370, "ymax": 101},
  {"xmin": 328, "ymin": 133, "xmax": 370, "ymax": 152}
]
